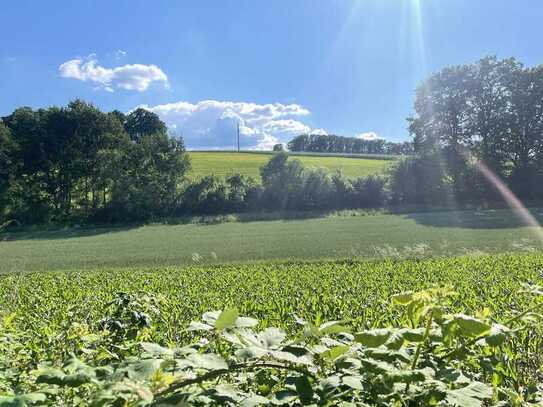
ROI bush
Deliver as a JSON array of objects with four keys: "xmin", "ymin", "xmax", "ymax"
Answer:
[{"xmin": 6, "ymin": 284, "xmax": 542, "ymax": 405}]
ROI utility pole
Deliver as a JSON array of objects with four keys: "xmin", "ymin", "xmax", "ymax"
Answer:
[{"xmin": 237, "ymin": 121, "xmax": 240, "ymax": 152}]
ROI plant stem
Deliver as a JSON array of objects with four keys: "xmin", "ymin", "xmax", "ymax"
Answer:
[
  {"xmin": 406, "ymin": 310, "xmax": 433, "ymax": 393},
  {"xmin": 154, "ymin": 361, "xmax": 316, "ymax": 399}
]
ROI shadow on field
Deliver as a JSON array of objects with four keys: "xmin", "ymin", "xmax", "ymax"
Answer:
[
  {"xmin": 404, "ymin": 208, "xmax": 543, "ymax": 229},
  {"xmin": 0, "ymin": 225, "xmax": 138, "ymax": 242}
]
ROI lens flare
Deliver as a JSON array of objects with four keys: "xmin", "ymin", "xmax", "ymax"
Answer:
[{"xmin": 460, "ymin": 148, "xmax": 543, "ymax": 244}]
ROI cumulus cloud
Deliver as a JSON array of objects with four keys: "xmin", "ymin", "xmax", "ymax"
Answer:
[
  {"xmin": 140, "ymin": 100, "xmax": 321, "ymax": 150},
  {"xmin": 355, "ymin": 131, "xmax": 382, "ymax": 141},
  {"xmin": 59, "ymin": 55, "xmax": 168, "ymax": 92}
]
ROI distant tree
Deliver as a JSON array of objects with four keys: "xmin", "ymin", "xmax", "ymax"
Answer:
[
  {"xmin": 272, "ymin": 143, "xmax": 284, "ymax": 152},
  {"xmin": 124, "ymin": 108, "xmax": 167, "ymax": 142},
  {"xmin": 0, "ymin": 123, "xmax": 16, "ymax": 218}
]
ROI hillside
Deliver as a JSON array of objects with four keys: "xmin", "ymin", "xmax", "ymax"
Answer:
[{"xmin": 187, "ymin": 151, "xmax": 394, "ymax": 179}]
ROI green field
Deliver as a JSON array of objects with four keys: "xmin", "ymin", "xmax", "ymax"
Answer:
[
  {"xmin": 2, "ymin": 253, "xmax": 541, "ymax": 335},
  {"xmin": 1, "ymin": 253, "xmax": 542, "ymax": 404},
  {"xmin": 2, "ymin": 208, "xmax": 543, "ymax": 272},
  {"xmin": 188, "ymin": 151, "xmax": 392, "ymax": 179}
]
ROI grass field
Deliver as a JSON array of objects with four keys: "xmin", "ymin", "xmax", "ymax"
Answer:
[
  {"xmin": 2, "ymin": 208, "xmax": 543, "ymax": 272},
  {"xmin": 188, "ymin": 151, "xmax": 392, "ymax": 179}
]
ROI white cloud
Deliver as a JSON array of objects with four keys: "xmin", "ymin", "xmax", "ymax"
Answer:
[
  {"xmin": 139, "ymin": 100, "xmax": 319, "ymax": 150},
  {"xmin": 59, "ymin": 55, "xmax": 168, "ymax": 92},
  {"xmin": 355, "ymin": 131, "xmax": 382, "ymax": 141},
  {"xmin": 114, "ymin": 50, "xmax": 127, "ymax": 60}
]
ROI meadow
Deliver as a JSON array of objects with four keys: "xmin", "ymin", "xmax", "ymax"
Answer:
[
  {"xmin": 188, "ymin": 151, "xmax": 393, "ymax": 179},
  {"xmin": 2, "ymin": 208, "xmax": 543, "ymax": 273}
]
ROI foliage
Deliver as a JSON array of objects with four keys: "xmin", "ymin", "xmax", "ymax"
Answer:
[
  {"xmin": 1, "ymin": 101, "xmax": 190, "ymax": 224},
  {"xmin": 409, "ymin": 56, "xmax": 543, "ymax": 201},
  {"xmin": 288, "ymin": 134, "xmax": 414, "ymax": 155},
  {"xmin": 0, "ymin": 270, "xmax": 542, "ymax": 405}
]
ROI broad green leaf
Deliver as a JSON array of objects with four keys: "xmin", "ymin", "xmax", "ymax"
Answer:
[
  {"xmin": 273, "ymin": 390, "xmax": 298, "ymax": 405},
  {"xmin": 215, "ymin": 308, "xmax": 239, "ymax": 330},
  {"xmin": 241, "ymin": 395, "xmax": 270, "ymax": 406},
  {"xmin": 342, "ymin": 375, "xmax": 364, "ymax": 390},
  {"xmin": 453, "ymin": 314, "xmax": 491, "ymax": 337},
  {"xmin": 294, "ymin": 375, "xmax": 314, "ymax": 404},
  {"xmin": 391, "ymin": 292, "xmax": 414, "ymax": 305},
  {"xmin": 320, "ymin": 375, "xmax": 340, "ymax": 392},
  {"xmin": 141, "ymin": 342, "xmax": 174, "ymax": 356},
  {"xmin": 235, "ymin": 316, "xmax": 259, "ymax": 328},
  {"xmin": 36, "ymin": 369, "xmax": 66, "ymax": 386},
  {"xmin": 445, "ymin": 382, "xmax": 492, "ymax": 406},
  {"xmin": 125, "ymin": 359, "xmax": 163, "ymax": 381},
  {"xmin": 62, "ymin": 373, "xmax": 93, "ymax": 387},
  {"xmin": 386, "ymin": 370, "xmax": 425, "ymax": 384},
  {"xmin": 187, "ymin": 321, "xmax": 214, "ymax": 331},
  {"xmin": 188, "ymin": 353, "xmax": 228, "ymax": 370},
  {"xmin": 322, "ymin": 345, "xmax": 349, "ymax": 361},
  {"xmin": 258, "ymin": 327, "xmax": 286, "ymax": 349},
  {"xmin": 484, "ymin": 324, "xmax": 510, "ymax": 347},
  {"xmin": 354, "ymin": 329, "xmax": 391, "ymax": 347},
  {"xmin": 399, "ymin": 328, "xmax": 425, "ymax": 342},
  {"xmin": 319, "ymin": 320, "xmax": 351, "ymax": 335}
]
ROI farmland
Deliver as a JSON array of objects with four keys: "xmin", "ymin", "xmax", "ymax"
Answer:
[
  {"xmin": 1, "ymin": 253, "xmax": 542, "ymax": 404},
  {"xmin": 1, "ymin": 207, "xmax": 542, "ymax": 273},
  {"xmin": 188, "ymin": 151, "xmax": 393, "ymax": 179}
]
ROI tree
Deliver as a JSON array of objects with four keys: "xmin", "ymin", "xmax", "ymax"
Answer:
[
  {"xmin": 0, "ymin": 122, "xmax": 16, "ymax": 218},
  {"xmin": 272, "ymin": 143, "xmax": 284, "ymax": 152},
  {"xmin": 124, "ymin": 108, "xmax": 167, "ymax": 142}
]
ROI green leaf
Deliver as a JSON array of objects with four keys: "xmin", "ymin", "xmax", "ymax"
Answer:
[
  {"xmin": 386, "ymin": 370, "xmax": 425, "ymax": 384},
  {"xmin": 187, "ymin": 321, "xmax": 214, "ymax": 331},
  {"xmin": 342, "ymin": 375, "xmax": 364, "ymax": 390},
  {"xmin": 215, "ymin": 308, "xmax": 239, "ymax": 330},
  {"xmin": 322, "ymin": 345, "xmax": 349, "ymax": 361},
  {"xmin": 125, "ymin": 359, "xmax": 163, "ymax": 381},
  {"xmin": 35, "ymin": 368, "xmax": 66, "ymax": 386},
  {"xmin": 484, "ymin": 324, "xmax": 509, "ymax": 347},
  {"xmin": 391, "ymin": 292, "xmax": 414, "ymax": 305},
  {"xmin": 319, "ymin": 375, "xmax": 340, "ymax": 392},
  {"xmin": 294, "ymin": 376, "xmax": 314, "ymax": 404},
  {"xmin": 384, "ymin": 331, "xmax": 404, "ymax": 350},
  {"xmin": 258, "ymin": 328, "xmax": 286, "ymax": 349},
  {"xmin": 141, "ymin": 342, "xmax": 174, "ymax": 356},
  {"xmin": 236, "ymin": 316, "xmax": 259, "ymax": 328},
  {"xmin": 241, "ymin": 395, "xmax": 270, "ymax": 406},
  {"xmin": 273, "ymin": 390, "xmax": 298, "ymax": 405},
  {"xmin": 399, "ymin": 328, "xmax": 425, "ymax": 342},
  {"xmin": 453, "ymin": 314, "xmax": 491, "ymax": 337},
  {"xmin": 62, "ymin": 372, "xmax": 93, "ymax": 387},
  {"xmin": 188, "ymin": 353, "xmax": 228, "ymax": 370},
  {"xmin": 319, "ymin": 321, "xmax": 351, "ymax": 335},
  {"xmin": 354, "ymin": 329, "xmax": 391, "ymax": 347},
  {"xmin": 445, "ymin": 382, "xmax": 492, "ymax": 406}
]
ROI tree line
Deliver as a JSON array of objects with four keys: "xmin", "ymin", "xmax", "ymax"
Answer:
[
  {"xmin": 2, "ymin": 55, "xmax": 542, "ymax": 225},
  {"xmin": 287, "ymin": 134, "xmax": 414, "ymax": 155},
  {"xmin": 0, "ymin": 102, "xmax": 189, "ymax": 223}
]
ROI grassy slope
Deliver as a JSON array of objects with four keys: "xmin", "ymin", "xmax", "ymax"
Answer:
[
  {"xmin": 188, "ymin": 151, "xmax": 392, "ymax": 179},
  {"xmin": 1, "ymin": 208, "xmax": 543, "ymax": 272}
]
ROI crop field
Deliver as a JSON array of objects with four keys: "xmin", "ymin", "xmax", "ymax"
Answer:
[
  {"xmin": 2, "ymin": 208, "xmax": 543, "ymax": 273},
  {"xmin": 1, "ymin": 253, "xmax": 542, "ymax": 404},
  {"xmin": 188, "ymin": 151, "xmax": 393, "ymax": 179}
]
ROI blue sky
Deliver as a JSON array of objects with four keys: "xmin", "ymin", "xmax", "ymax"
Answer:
[{"xmin": 1, "ymin": 0, "xmax": 542, "ymax": 149}]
